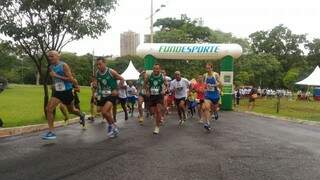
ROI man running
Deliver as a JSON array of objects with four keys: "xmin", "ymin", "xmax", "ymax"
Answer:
[
  {"xmin": 126, "ymin": 81, "xmax": 137, "ymax": 117},
  {"xmin": 170, "ymin": 71, "xmax": 190, "ymax": 126},
  {"xmin": 202, "ymin": 63, "xmax": 222, "ymax": 131},
  {"xmin": 93, "ymin": 57, "xmax": 124, "ymax": 138},
  {"xmin": 43, "ymin": 50, "xmax": 85, "ymax": 140},
  {"xmin": 145, "ymin": 64, "xmax": 166, "ymax": 134},
  {"xmin": 118, "ymin": 81, "xmax": 129, "ymax": 120}
]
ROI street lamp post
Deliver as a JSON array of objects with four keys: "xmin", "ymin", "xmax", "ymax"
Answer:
[
  {"xmin": 149, "ymin": 0, "xmax": 166, "ymax": 43},
  {"xmin": 150, "ymin": 0, "xmax": 154, "ymax": 43},
  {"xmin": 92, "ymin": 50, "xmax": 95, "ymax": 77}
]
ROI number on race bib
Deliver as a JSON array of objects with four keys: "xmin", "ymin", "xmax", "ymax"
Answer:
[
  {"xmin": 150, "ymin": 88, "xmax": 160, "ymax": 95},
  {"xmin": 55, "ymin": 82, "xmax": 66, "ymax": 91},
  {"xmin": 207, "ymin": 84, "xmax": 216, "ymax": 92},
  {"xmin": 176, "ymin": 85, "xmax": 183, "ymax": 91},
  {"xmin": 101, "ymin": 90, "xmax": 112, "ymax": 97}
]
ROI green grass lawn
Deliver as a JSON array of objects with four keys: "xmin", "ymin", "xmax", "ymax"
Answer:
[
  {"xmin": 0, "ymin": 84, "xmax": 92, "ymax": 127},
  {"xmin": 237, "ymin": 97, "xmax": 320, "ymax": 122}
]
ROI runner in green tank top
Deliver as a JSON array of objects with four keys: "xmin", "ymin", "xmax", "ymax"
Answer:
[
  {"xmin": 93, "ymin": 57, "xmax": 124, "ymax": 138},
  {"xmin": 145, "ymin": 63, "xmax": 166, "ymax": 134}
]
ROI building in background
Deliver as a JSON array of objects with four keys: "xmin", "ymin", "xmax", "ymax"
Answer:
[{"xmin": 120, "ymin": 31, "xmax": 140, "ymax": 56}]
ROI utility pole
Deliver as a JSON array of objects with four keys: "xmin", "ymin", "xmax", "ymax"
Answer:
[
  {"xmin": 150, "ymin": 0, "xmax": 154, "ymax": 43},
  {"xmin": 92, "ymin": 50, "xmax": 95, "ymax": 77}
]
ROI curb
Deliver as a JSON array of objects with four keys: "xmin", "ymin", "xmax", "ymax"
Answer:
[
  {"xmin": 235, "ymin": 109, "xmax": 320, "ymax": 127},
  {"xmin": 0, "ymin": 117, "xmax": 82, "ymax": 138}
]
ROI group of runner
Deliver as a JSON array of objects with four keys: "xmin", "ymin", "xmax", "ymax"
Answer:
[{"xmin": 42, "ymin": 50, "xmax": 222, "ymax": 140}]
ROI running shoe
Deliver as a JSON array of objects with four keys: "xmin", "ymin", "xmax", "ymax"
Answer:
[
  {"xmin": 42, "ymin": 132, "xmax": 56, "ymax": 140},
  {"xmin": 179, "ymin": 119, "xmax": 185, "ymax": 126},
  {"xmin": 139, "ymin": 117, "xmax": 144, "ymax": 125},
  {"xmin": 153, "ymin": 126, "xmax": 160, "ymax": 134},
  {"xmin": 214, "ymin": 112, "xmax": 219, "ymax": 121},
  {"xmin": 204, "ymin": 123, "xmax": 211, "ymax": 132},
  {"xmin": 112, "ymin": 127, "xmax": 120, "ymax": 137},
  {"xmin": 107, "ymin": 125, "xmax": 112, "ymax": 133},
  {"xmin": 107, "ymin": 127, "xmax": 114, "ymax": 137},
  {"xmin": 79, "ymin": 113, "xmax": 86, "ymax": 128}
]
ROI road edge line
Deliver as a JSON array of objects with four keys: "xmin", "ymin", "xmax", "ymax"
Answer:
[
  {"xmin": 235, "ymin": 109, "xmax": 320, "ymax": 127},
  {"xmin": 0, "ymin": 117, "xmax": 84, "ymax": 138}
]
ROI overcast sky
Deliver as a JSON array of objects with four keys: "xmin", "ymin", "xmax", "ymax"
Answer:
[{"xmin": 64, "ymin": 0, "xmax": 320, "ymax": 56}]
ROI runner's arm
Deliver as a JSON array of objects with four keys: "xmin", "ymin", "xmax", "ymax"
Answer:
[
  {"xmin": 133, "ymin": 86, "xmax": 137, "ymax": 95},
  {"xmin": 144, "ymin": 75, "xmax": 150, "ymax": 96},
  {"xmin": 215, "ymin": 73, "xmax": 223, "ymax": 88},
  {"xmin": 110, "ymin": 69, "xmax": 125, "ymax": 86},
  {"xmin": 73, "ymin": 78, "xmax": 80, "ymax": 92}
]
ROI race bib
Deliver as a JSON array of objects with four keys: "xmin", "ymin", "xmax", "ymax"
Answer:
[
  {"xmin": 101, "ymin": 90, "xmax": 112, "ymax": 97},
  {"xmin": 175, "ymin": 84, "xmax": 183, "ymax": 91},
  {"xmin": 150, "ymin": 87, "xmax": 160, "ymax": 95},
  {"xmin": 55, "ymin": 82, "xmax": 66, "ymax": 91},
  {"xmin": 207, "ymin": 84, "xmax": 216, "ymax": 92}
]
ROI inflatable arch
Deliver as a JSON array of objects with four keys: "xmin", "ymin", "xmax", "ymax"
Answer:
[{"xmin": 136, "ymin": 43, "xmax": 243, "ymax": 110}]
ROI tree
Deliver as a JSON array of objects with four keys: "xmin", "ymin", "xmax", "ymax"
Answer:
[
  {"xmin": 235, "ymin": 54, "xmax": 282, "ymax": 88},
  {"xmin": 234, "ymin": 71, "xmax": 252, "ymax": 87},
  {"xmin": 249, "ymin": 25, "xmax": 307, "ymax": 71},
  {"xmin": 0, "ymin": 0, "xmax": 117, "ymax": 114},
  {"xmin": 306, "ymin": 38, "xmax": 320, "ymax": 67},
  {"xmin": 154, "ymin": 16, "xmax": 212, "ymax": 43},
  {"xmin": 283, "ymin": 68, "xmax": 300, "ymax": 90}
]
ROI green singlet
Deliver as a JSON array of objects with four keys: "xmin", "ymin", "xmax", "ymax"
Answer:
[
  {"xmin": 148, "ymin": 73, "xmax": 164, "ymax": 95},
  {"xmin": 96, "ymin": 68, "xmax": 117, "ymax": 98}
]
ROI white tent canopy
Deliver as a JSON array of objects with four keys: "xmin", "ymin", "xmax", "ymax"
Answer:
[
  {"xmin": 121, "ymin": 61, "xmax": 140, "ymax": 80},
  {"xmin": 296, "ymin": 66, "xmax": 320, "ymax": 86}
]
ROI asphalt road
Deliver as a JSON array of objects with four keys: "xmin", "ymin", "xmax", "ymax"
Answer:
[{"xmin": 1, "ymin": 111, "xmax": 320, "ymax": 180}]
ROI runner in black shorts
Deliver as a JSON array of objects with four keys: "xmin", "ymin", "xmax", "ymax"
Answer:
[
  {"xmin": 145, "ymin": 64, "xmax": 165, "ymax": 134},
  {"xmin": 93, "ymin": 57, "xmax": 124, "ymax": 138},
  {"xmin": 43, "ymin": 50, "xmax": 85, "ymax": 140}
]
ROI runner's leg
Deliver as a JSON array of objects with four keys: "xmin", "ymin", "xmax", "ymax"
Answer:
[
  {"xmin": 113, "ymin": 102, "xmax": 117, "ymax": 122},
  {"xmin": 179, "ymin": 99, "xmax": 187, "ymax": 120},
  {"xmin": 138, "ymin": 96, "xmax": 144, "ymax": 124},
  {"xmin": 120, "ymin": 99, "xmax": 128, "ymax": 120},
  {"xmin": 202, "ymin": 100, "xmax": 212, "ymax": 131},
  {"xmin": 101, "ymin": 101, "xmax": 119, "ymax": 137},
  {"xmin": 59, "ymin": 104, "xmax": 69, "ymax": 122},
  {"xmin": 46, "ymin": 97, "xmax": 62, "ymax": 132},
  {"xmin": 176, "ymin": 99, "xmax": 182, "ymax": 121}
]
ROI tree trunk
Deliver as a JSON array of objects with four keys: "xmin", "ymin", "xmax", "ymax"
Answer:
[
  {"xmin": 36, "ymin": 71, "xmax": 40, "ymax": 85},
  {"xmin": 43, "ymin": 66, "xmax": 50, "ymax": 118}
]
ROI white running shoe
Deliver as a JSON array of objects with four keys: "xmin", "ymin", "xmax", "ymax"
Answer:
[{"xmin": 153, "ymin": 126, "xmax": 160, "ymax": 134}]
